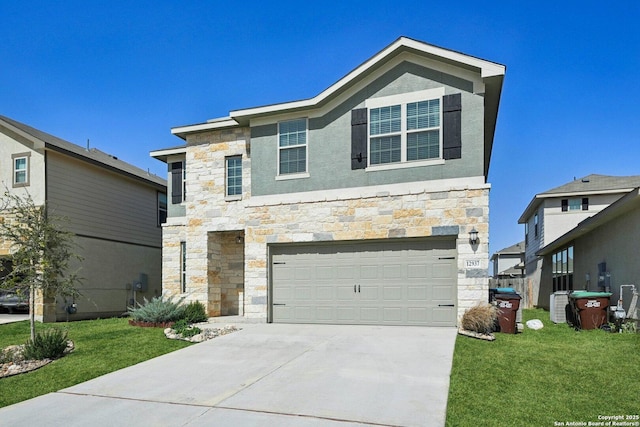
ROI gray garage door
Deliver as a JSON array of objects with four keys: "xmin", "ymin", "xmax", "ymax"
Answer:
[{"xmin": 270, "ymin": 238, "xmax": 457, "ymax": 326}]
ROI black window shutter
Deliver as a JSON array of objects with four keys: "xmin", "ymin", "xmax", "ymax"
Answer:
[
  {"xmin": 442, "ymin": 93, "xmax": 462, "ymax": 160},
  {"xmin": 561, "ymin": 199, "xmax": 568, "ymax": 212},
  {"xmin": 582, "ymin": 198, "xmax": 589, "ymax": 210},
  {"xmin": 351, "ymin": 108, "xmax": 368, "ymax": 170},
  {"xmin": 171, "ymin": 162, "xmax": 183, "ymax": 204}
]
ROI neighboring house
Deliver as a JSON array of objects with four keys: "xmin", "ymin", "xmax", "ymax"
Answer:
[
  {"xmin": 537, "ymin": 188, "xmax": 640, "ymax": 320},
  {"xmin": 0, "ymin": 115, "xmax": 166, "ymax": 322},
  {"xmin": 518, "ymin": 174, "xmax": 640, "ymax": 309},
  {"xmin": 151, "ymin": 36, "xmax": 506, "ymax": 326},
  {"xmin": 491, "ymin": 241, "xmax": 525, "ymax": 279}
]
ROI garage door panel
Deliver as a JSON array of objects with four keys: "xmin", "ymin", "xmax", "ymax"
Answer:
[
  {"xmin": 317, "ymin": 266, "xmax": 335, "ymax": 280},
  {"xmin": 383, "ymin": 264, "xmax": 403, "ymax": 279},
  {"xmin": 294, "ymin": 286, "xmax": 314, "ymax": 301},
  {"xmin": 407, "ymin": 285, "xmax": 428, "ymax": 300},
  {"xmin": 407, "ymin": 264, "xmax": 428, "ymax": 279},
  {"xmin": 316, "ymin": 286, "xmax": 334, "ymax": 300},
  {"xmin": 271, "ymin": 239, "xmax": 457, "ymax": 326}
]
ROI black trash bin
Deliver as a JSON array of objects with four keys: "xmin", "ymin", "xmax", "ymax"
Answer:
[{"xmin": 494, "ymin": 293, "xmax": 521, "ymax": 334}]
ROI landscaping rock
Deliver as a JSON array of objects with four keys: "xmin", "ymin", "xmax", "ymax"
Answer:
[
  {"xmin": 164, "ymin": 324, "xmax": 240, "ymax": 343},
  {"xmin": 0, "ymin": 340, "xmax": 74, "ymax": 379}
]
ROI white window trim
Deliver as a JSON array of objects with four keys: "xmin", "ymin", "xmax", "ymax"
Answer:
[
  {"xmin": 277, "ymin": 118, "xmax": 309, "ymax": 177},
  {"xmin": 365, "ymin": 88, "xmax": 444, "ymax": 170}
]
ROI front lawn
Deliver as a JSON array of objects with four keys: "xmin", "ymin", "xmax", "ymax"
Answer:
[
  {"xmin": 446, "ymin": 309, "xmax": 640, "ymax": 426},
  {"xmin": 0, "ymin": 318, "xmax": 191, "ymax": 408}
]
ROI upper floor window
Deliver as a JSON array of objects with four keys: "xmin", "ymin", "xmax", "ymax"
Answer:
[
  {"xmin": 170, "ymin": 161, "xmax": 186, "ymax": 204},
  {"xmin": 366, "ymin": 88, "xmax": 443, "ymax": 167},
  {"xmin": 157, "ymin": 192, "xmax": 167, "ymax": 225},
  {"xmin": 278, "ymin": 119, "xmax": 307, "ymax": 175},
  {"xmin": 561, "ymin": 198, "xmax": 588, "ymax": 212},
  {"xmin": 226, "ymin": 156, "xmax": 242, "ymax": 197},
  {"xmin": 534, "ymin": 212, "xmax": 539, "ymax": 238},
  {"xmin": 12, "ymin": 153, "xmax": 30, "ymax": 187}
]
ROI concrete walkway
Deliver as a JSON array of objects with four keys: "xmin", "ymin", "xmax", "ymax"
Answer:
[
  {"xmin": 0, "ymin": 322, "xmax": 457, "ymax": 426},
  {"xmin": 0, "ymin": 312, "xmax": 29, "ymax": 324}
]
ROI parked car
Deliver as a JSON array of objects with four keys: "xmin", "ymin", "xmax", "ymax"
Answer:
[{"xmin": 0, "ymin": 289, "xmax": 29, "ymax": 313}]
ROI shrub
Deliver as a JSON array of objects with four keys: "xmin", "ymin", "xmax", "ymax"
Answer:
[
  {"xmin": 461, "ymin": 303, "xmax": 498, "ymax": 334},
  {"xmin": 182, "ymin": 300, "xmax": 208, "ymax": 324},
  {"xmin": 128, "ymin": 296, "xmax": 185, "ymax": 323},
  {"xmin": 173, "ymin": 319, "xmax": 202, "ymax": 338},
  {"xmin": 23, "ymin": 328, "xmax": 68, "ymax": 360}
]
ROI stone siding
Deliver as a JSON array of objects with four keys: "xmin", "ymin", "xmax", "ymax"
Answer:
[{"xmin": 162, "ymin": 126, "xmax": 490, "ymax": 324}]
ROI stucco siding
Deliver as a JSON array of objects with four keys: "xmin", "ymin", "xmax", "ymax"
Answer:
[
  {"xmin": 573, "ymin": 206, "xmax": 640, "ymax": 304},
  {"xmin": 251, "ymin": 61, "xmax": 485, "ymax": 197},
  {"xmin": 46, "ymin": 150, "xmax": 162, "ymax": 247},
  {"xmin": 0, "ymin": 132, "xmax": 46, "ymax": 204}
]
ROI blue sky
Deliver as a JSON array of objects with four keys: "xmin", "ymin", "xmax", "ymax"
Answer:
[{"xmin": 1, "ymin": 1, "xmax": 639, "ymax": 256}]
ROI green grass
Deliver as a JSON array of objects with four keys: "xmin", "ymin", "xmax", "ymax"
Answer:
[
  {"xmin": 446, "ymin": 309, "xmax": 640, "ymax": 426},
  {"xmin": 0, "ymin": 318, "xmax": 191, "ymax": 408}
]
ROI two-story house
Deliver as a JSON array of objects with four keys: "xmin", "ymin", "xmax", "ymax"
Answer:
[
  {"xmin": 491, "ymin": 241, "xmax": 525, "ymax": 279},
  {"xmin": 518, "ymin": 174, "xmax": 640, "ymax": 309},
  {"xmin": 0, "ymin": 115, "xmax": 166, "ymax": 322},
  {"xmin": 151, "ymin": 37, "xmax": 506, "ymax": 326}
]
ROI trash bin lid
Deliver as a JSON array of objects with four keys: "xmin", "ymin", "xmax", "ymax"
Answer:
[
  {"xmin": 569, "ymin": 291, "xmax": 612, "ymax": 298},
  {"xmin": 494, "ymin": 293, "xmax": 521, "ymax": 300},
  {"xmin": 493, "ymin": 287, "xmax": 516, "ymax": 294}
]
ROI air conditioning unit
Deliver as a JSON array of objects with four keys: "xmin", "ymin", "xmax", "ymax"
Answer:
[{"xmin": 550, "ymin": 291, "xmax": 571, "ymax": 323}]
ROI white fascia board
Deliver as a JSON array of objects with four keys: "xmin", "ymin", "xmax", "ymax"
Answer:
[
  {"xmin": 231, "ymin": 37, "xmax": 504, "ymax": 120},
  {"xmin": 150, "ymin": 146, "xmax": 187, "ymax": 163},
  {"xmin": 171, "ymin": 117, "xmax": 240, "ymax": 137}
]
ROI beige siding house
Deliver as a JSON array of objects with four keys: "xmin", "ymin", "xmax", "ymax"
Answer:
[
  {"xmin": 152, "ymin": 37, "xmax": 506, "ymax": 326},
  {"xmin": 518, "ymin": 174, "xmax": 640, "ymax": 309},
  {"xmin": 0, "ymin": 115, "xmax": 166, "ymax": 322}
]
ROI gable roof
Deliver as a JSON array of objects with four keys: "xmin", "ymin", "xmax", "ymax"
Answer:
[
  {"xmin": 169, "ymin": 36, "xmax": 505, "ymax": 177},
  {"xmin": 490, "ymin": 241, "xmax": 525, "ymax": 261},
  {"xmin": 0, "ymin": 115, "xmax": 166, "ymax": 189},
  {"xmin": 537, "ymin": 187, "xmax": 640, "ymax": 256},
  {"xmin": 518, "ymin": 174, "xmax": 640, "ymax": 223}
]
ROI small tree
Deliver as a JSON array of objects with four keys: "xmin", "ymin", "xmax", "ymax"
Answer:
[{"xmin": 0, "ymin": 191, "xmax": 82, "ymax": 340}]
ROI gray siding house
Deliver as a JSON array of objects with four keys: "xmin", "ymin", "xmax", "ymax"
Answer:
[
  {"xmin": 152, "ymin": 37, "xmax": 506, "ymax": 326},
  {"xmin": 0, "ymin": 115, "xmax": 166, "ymax": 322}
]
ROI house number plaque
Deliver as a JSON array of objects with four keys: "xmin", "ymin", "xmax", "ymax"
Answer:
[{"xmin": 465, "ymin": 259, "xmax": 481, "ymax": 268}]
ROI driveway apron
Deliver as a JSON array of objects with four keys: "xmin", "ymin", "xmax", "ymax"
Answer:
[{"xmin": 0, "ymin": 323, "xmax": 457, "ymax": 426}]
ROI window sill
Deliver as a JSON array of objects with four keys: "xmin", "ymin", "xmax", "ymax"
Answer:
[
  {"xmin": 366, "ymin": 158, "xmax": 444, "ymax": 172},
  {"xmin": 275, "ymin": 172, "xmax": 310, "ymax": 181},
  {"xmin": 225, "ymin": 195, "xmax": 242, "ymax": 202}
]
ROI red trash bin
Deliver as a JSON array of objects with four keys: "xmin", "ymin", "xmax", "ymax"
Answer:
[{"xmin": 495, "ymin": 293, "xmax": 521, "ymax": 334}]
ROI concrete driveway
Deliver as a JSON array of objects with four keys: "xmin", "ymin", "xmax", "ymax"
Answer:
[{"xmin": 0, "ymin": 323, "xmax": 457, "ymax": 426}]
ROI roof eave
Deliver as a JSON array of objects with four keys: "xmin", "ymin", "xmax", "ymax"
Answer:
[
  {"xmin": 171, "ymin": 118, "xmax": 241, "ymax": 140},
  {"xmin": 229, "ymin": 36, "xmax": 505, "ymax": 121}
]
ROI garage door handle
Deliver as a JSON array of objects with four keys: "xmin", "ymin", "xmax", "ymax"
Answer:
[
  {"xmin": 273, "ymin": 303, "xmax": 286, "ymax": 306},
  {"xmin": 438, "ymin": 304, "xmax": 455, "ymax": 307},
  {"xmin": 439, "ymin": 257, "xmax": 455, "ymax": 260}
]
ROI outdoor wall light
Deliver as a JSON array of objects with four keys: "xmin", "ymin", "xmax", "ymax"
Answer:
[{"xmin": 469, "ymin": 228, "xmax": 479, "ymax": 245}]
